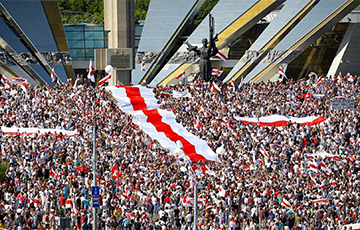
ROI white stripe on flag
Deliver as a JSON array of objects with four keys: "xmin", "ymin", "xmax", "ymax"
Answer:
[
  {"xmin": 1, "ymin": 126, "xmax": 77, "ymax": 136},
  {"xmin": 1, "ymin": 74, "xmax": 12, "ymax": 88},
  {"xmin": 312, "ymin": 199, "xmax": 328, "ymax": 205},
  {"xmin": 308, "ymin": 72, "xmax": 317, "ymax": 78},
  {"xmin": 176, "ymin": 71, "xmax": 186, "ymax": 79},
  {"xmin": 212, "ymin": 69, "xmax": 223, "ymax": 77},
  {"xmin": 211, "ymin": 83, "xmax": 221, "ymax": 92},
  {"xmin": 107, "ymin": 86, "xmax": 218, "ymax": 162},
  {"xmin": 259, "ymin": 145, "xmax": 269, "ymax": 158},
  {"xmin": 281, "ymin": 198, "xmax": 291, "ymax": 208},
  {"xmin": 98, "ymin": 74, "xmax": 112, "ymax": 87},
  {"xmin": 278, "ymin": 66, "xmax": 287, "ymax": 79},
  {"xmin": 216, "ymin": 50, "xmax": 228, "ymax": 61}
]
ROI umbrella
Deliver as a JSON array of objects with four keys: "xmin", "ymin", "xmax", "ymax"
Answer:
[{"xmin": 73, "ymin": 167, "xmax": 90, "ymax": 173}]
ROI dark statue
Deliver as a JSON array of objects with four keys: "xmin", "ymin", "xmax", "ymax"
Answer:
[{"xmin": 185, "ymin": 14, "xmax": 218, "ymax": 82}]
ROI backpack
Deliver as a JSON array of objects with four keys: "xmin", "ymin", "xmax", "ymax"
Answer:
[{"xmin": 124, "ymin": 219, "xmax": 130, "ymax": 226}]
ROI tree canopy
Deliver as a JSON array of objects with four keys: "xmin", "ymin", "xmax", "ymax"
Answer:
[
  {"xmin": 59, "ymin": 0, "xmax": 218, "ymax": 26},
  {"xmin": 59, "ymin": 0, "xmax": 104, "ymax": 24}
]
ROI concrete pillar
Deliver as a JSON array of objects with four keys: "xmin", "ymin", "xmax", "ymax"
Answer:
[{"xmin": 103, "ymin": 0, "xmax": 135, "ymax": 85}]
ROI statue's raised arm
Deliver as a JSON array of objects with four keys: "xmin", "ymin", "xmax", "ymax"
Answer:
[{"xmin": 184, "ymin": 41, "xmax": 201, "ymax": 56}]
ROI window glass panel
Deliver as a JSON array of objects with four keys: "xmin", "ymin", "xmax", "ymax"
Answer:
[
  {"xmin": 85, "ymin": 49, "xmax": 95, "ymax": 59},
  {"xmin": 69, "ymin": 49, "xmax": 86, "ymax": 59},
  {"xmin": 66, "ymin": 32, "xmax": 84, "ymax": 40},
  {"xmin": 68, "ymin": 40, "xmax": 85, "ymax": 49},
  {"xmin": 85, "ymin": 40, "xmax": 104, "ymax": 48}
]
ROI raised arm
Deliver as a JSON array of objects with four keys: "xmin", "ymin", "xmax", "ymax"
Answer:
[{"xmin": 184, "ymin": 41, "xmax": 201, "ymax": 56}]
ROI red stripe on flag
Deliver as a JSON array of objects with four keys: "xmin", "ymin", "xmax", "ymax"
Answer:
[
  {"xmin": 312, "ymin": 199, "xmax": 328, "ymax": 204},
  {"xmin": 176, "ymin": 71, "xmax": 185, "ymax": 79},
  {"xmin": 216, "ymin": 51, "xmax": 228, "ymax": 61},
  {"xmin": 98, "ymin": 75, "xmax": 111, "ymax": 87},
  {"xmin": 123, "ymin": 87, "xmax": 208, "ymax": 161}
]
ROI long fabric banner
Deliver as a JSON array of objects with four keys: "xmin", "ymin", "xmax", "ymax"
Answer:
[
  {"xmin": 1, "ymin": 126, "xmax": 78, "ymax": 136},
  {"xmin": 234, "ymin": 115, "xmax": 326, "ymax": 127},
  {"xmin": 107, "ymin": 86, "xmax": 218, "ymax": 162}
]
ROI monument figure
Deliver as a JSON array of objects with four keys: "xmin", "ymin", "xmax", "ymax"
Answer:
[{"xmin": 185, "ymin": 14, "xmax": 218, "ymax": 82}]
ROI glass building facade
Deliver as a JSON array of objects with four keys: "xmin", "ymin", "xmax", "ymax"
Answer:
[
  {"xmin": 64, "ymin": 24, "xmax": 108, "ymax": 61},
  {"xmin": 64, "ymin": 23, "xmax": 143, "ymax": 62}
]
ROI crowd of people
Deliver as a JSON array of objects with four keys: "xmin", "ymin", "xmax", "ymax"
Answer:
[{"xmin": 0, "ymin": 74, "xmax": 359, "ymax": 230}]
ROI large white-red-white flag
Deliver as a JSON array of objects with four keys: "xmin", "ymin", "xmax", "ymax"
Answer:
[
  {"xmin": 107, "ymin": 86, "xmax": 218, "ymax": 161},
  {"xmin": 1, "ymin": 74, "xmax": 12, "ymax": 88},
  {"xmin": 278, "ymin": 65, "xmax": 287, "ymax": 79},
  {"xmin": 111, "ymin": 164, "xmax": 121, "ymax": 179},
  {"xmin": 312, "ymin": 199, "xmax": 328, "ymax": 205},
  {"xmin": 87, "ymin": 59, "xmax": 95, "ymax": 83},
  {"xmin": 98, "ymin": 73, "xmax": 112, "ymax": 87},
  {"xmin": 175, "ymin": 71, "xmax": 186, "ymax": 80},
  {"xmin": 216, "ymin": 50, "xmax": 228, "ymax": 61}
]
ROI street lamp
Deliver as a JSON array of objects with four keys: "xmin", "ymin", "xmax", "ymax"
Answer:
[
  {"xmin": 92, "ymin": 65, "xmax": 113, "ymax": 230},
  {"xmin": 92, "ymin": 93, "xmax": 97, "ymax": 230},
  {"xmin": 179, "ymin": 158, "xmax": 200, "ymax": 230}
]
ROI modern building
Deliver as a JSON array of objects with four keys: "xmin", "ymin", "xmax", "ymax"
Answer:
[
  {"xmin": 0, "ymin": 0, "xmax": 74, "ymax": 86},
  {"xmin": 1, "ymin": 0, "xmax": 360, "ymax": 87},
  {"xmin": 135, "ymin": 0, "xmax": 360, "ymax": 86}
]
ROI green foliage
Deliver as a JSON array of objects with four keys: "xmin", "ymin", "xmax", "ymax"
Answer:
[
  {"xmin": 58, "ymin": 0, "xmax": 218, "ymax": 26},
  {"xmin": 0, "ymin": 162, "xmax": 9, "ymax": 182},
  {"xmin": 191, "ymin": 0, "xmax": 219, "ymax": 26},
  {"xmin": 135, "ymin": 0, "xmax": 150, "ymax": 24},
  {"xmin": 59, "ymin": 0, "xmax": 104, "ymax": 24}
]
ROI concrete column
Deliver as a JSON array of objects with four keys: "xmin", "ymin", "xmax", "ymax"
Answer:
[{"xmin": 103, "ymin": 0, "xmax": 135, "ymax": 85}]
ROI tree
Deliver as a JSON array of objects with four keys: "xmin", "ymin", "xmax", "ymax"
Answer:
[
  {"xmin": 135, "ymin": 0, "xmax": 150, "ymax": 24},
  {"xmin": 191, "ymin": 0, "xmax": 219, "ymax": 26},
  {"xmin": 58, "ymin": 0, "xmax": 104, "ymax": 24}
]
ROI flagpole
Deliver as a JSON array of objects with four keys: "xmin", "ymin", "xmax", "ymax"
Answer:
[{"xmin": 193, "ymin": 178, "xmax": 198, "ymax": 230}]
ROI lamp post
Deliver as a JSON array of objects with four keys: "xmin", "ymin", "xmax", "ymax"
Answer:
[
  {"xmin": 92, "ymin": 65, "xmax": 112, "ymax": 230},
  {"xmin": 193, "ymin": 179, "xmax": 198, "ymax": 230},
  {"xmin": 92, "ymin": 98, "xmax": 97, "ymax": 230}
]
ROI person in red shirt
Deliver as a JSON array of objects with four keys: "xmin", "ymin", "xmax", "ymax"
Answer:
[
  {"xmin": 248, "ymin": 196, "xmax": 254, "ymax": 208},
  {"xmin": 60, "ymin": 194, "xmax": 66, "ymax": 207}
]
